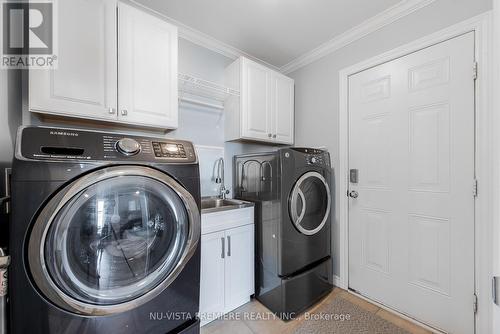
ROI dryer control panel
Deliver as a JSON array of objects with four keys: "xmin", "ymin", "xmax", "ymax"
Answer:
[
  {"xmin": 290, "ymin": 147, "xmax": 331, "ymax": 167},
  {"xmin": 18, "ymin": 127, "xmax": 197, "ymax": 163}
]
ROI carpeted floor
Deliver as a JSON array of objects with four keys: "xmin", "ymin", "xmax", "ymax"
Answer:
[{"xmin": 290, "ymin": 296, "xmax": 410, "ymax": 334}]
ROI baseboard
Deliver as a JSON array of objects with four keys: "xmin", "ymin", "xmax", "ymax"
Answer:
[{"xmin": 332, "ymin": 275, "xmax": 341, "ymax": 287}]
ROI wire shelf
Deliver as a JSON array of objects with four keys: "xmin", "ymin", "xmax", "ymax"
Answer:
[{"xmin": 178, "ymin": 73, "xmax": 239, "ymax": 109}]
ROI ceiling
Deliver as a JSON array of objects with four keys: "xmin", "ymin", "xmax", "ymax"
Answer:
[{"xmin": 134, "ymin": 0, "xmax": 402, "ymax": 68}]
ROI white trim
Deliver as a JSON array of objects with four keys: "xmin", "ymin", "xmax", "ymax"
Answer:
[
  {"xmin": 194, "ymin": 144, "xmax": 225, "ymax": 151},
  {"xmin": 127, "ymin": 0, "xmax": 280, "ymax": 71},
  {"xmin": 332, "ymin": 274, "xmax": 341, "ymax": 287},
  {"xmin": 280, "ymin": 0, "xmax": 438, "ymax": 74},
  {"xmin": 338, "ymin": 11, "xmax": 493, "ymax": 334},
  {"xmin": 128, "ymin": 0, "xmax": 439, "ymax": 75},
  {"xmin": 492, "ymin": 1, "xmax": 500, "ymax": 333}
]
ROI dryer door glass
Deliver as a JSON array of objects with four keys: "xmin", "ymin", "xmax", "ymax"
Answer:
[
  {"xmin": 289, "ymin": 171, "xmax": 331, "ymax": 236},
  {"xmin": 43, "ymin": 175, "xmax": 191, "ymax": 306}
]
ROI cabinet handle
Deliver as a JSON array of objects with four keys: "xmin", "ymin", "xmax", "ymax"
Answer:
[
  {"xmin": 268, "ymin": 133, "xmax": 272, "ymax": 138},
  {"xmin": 121, "ymin": 109, "xmax": 128, "ymax": 116},
  {"xmin": 108, "ymin": 107, "xmax": 116, "ymax": 115},
  {"xmin": 221, "ymin": 237, "xmax": 225, "ymax": 259},
  {"xmin": 272, "ymin": 134, "xmax": 277, "ymax": 138},
  {"xmin": 227, "ymin": 236, "xmax": 231, "ymax": 257}
]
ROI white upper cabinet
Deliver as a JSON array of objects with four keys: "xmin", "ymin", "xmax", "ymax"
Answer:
[
  {"xmin": 118, "ymin": 2, "xmax": 178, "ymax": 128},
  {"xmin": 225, "ymin": 57, "xmax": 294, "ymax": 145},
  {"xmin": 30, "ymin": 0, "xmax": 117, "ymax": 121},
  {"xmin": 29, "ymin": 0, "xmax": 178, "ymax": 130},
  {"xmin": 272, "ymin": 73, "xmax": 294, "ymax": 144},
  {"xmin": 241, "ymin": 59, "xmax": 272, "ymax": 141}
]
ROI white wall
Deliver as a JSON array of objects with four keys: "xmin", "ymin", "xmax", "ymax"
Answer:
[
  {"xmin": 171, "ymin": 38, "xmax": 232, "ymax": 148},
  {"xmin": 288, "ymin": 0, "xmax": 492, "ymax": 277},
  {"xmin": 0, "ymin": 71, "xmax": 10, "ymax": 163},
  {"xmin": 174, "ymin": 39, "xmax": 275, "ymax": 195},
  {"xmin": 0, "ymin": 70, "xmax": 21, "ymax": 163},
  {"xmin": 0, "ymin": 69, "xmax": 21, "ymax": 247}
]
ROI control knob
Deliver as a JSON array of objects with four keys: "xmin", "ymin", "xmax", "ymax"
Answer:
[{"xmin": 116, "ymin": 138, "xmax": 141, "ymax": 156}]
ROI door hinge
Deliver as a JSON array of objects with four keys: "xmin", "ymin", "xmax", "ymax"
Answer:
[
  {"xmin": 493, "ymin": 277, "xmax": 500, "ymax": 305},
  {"xmin": 473, "ymin": 61, "xmax": 478, "ymax": 80},
  {"xmin": 473, "ymin": 293, "xmax": 478, "ymax": 314},
  {"xmin": 473, "ymin": 179, "xmax": 478, "ymax": 197}
]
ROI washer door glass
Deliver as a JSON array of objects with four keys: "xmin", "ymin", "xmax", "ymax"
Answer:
[
  {"xmin": 289, "ymin": 172, "xmax": 331, "ymax": 236},
  {"xmin": 44, "ymin": 175, "xmax": 190, "ymax": 306}
]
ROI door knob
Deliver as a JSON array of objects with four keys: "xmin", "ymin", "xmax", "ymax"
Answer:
[
  {"xmin": 349, "ymin": 190, "xmax": 359, "ymax": 199},
  {"xmin": 121, "ymin": 109, "xmax": 128, "ymax": 116},
  {"xmin": 108, "ymin": 107, "xmax": 116, "ymax": 115}
]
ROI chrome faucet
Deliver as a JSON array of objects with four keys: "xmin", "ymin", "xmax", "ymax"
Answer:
[{"xmin": 215, "ymin": 157, "xmax": 230, "ymax": 199}]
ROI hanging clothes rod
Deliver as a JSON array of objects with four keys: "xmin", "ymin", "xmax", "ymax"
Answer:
[{"xmin": 179, "ymin": 96, "xmax": 225, "ymax": 111}]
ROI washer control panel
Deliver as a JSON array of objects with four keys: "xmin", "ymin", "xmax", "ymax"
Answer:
[
  {"xmin": 152, "ymin": 142, "xmax": 187, "ymax": 159},
  {"xmin": 20, "ymin": 127, "xmax": 197, "ymax": 163},
  {"xmin": 103, "ymin": 135, "xmax": 153, "ymax": 158},
  {"xmin": 116, "ymin": 138, "xmax": 141, "ymax": 156}
]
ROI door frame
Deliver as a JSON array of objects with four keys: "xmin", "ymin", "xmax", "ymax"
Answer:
[{"xmin": 338, "ymin": 12, "xmax": 494, "ymax": 333}]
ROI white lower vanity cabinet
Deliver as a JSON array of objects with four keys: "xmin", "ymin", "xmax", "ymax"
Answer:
[{"xmin": 199, "ymin": 207, "xmax": 255, "ymax": 326}]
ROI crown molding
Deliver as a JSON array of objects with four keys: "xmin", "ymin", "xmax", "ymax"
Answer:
[
  {"xmin": 128, "ymin": 0, "xmax": 280, "ymax": 71},
  {"xmin": 280, "ymin": 0, "xmax": 438, "ymax": 74},
  {"xmin": 129, "ymin": 0, "xmax": 437, "ymax": 75},
  {"xmin": 177, "ymin": 23, "xmax": 280, "ymax": 71}
]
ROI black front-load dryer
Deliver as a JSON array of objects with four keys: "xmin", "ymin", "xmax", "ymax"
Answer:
[
  {"xmin": 233, "ymin": 147, "xmax": 332, "ymax": 319},
  {"xmin": 279, "ymin": 147, "xmax": 332, "ymax": 276},
  {"xmin": 9, "ymin": 126, "xmax": 201, "ymax": 334}
]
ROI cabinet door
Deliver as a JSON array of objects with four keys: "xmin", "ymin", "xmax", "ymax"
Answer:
[
  {"xmin": 241, "ymin": 58, "xmax": 272, "ymax": 141},
  {"xmin": 199, "ymin": 231, "xmax": 226, "ymax": 325},
  {"xmin": 224, "ymin": 224, "xmax": 255, "ymax": 313},
  {"xmin": 272, "ymin": 74, "xmax": 295, "ymax": 144},
  {"xmin": 118, "ymin": 3, "xmax": 178, "ymax": 129},
  {"xmin": 29, "ymin": 0, "xmax": 117, "ymax": 121}
]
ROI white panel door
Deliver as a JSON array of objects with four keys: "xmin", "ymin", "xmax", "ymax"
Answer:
[
  {"xmin": 348, "ymin": 33, "xmax": 475, "ymax": 334},
  {"xmin": 118, "ymin": 2, "xmax": 178, "ymax": 128},
  {"xmin": 29, "ymin": 0, "xmax": 117, "ymax": 121},
  {"xmin": 199, "ymin": 231, "xmax": 226, "ymax": 325},
  {"xmin": 224, "ymin": 224, "xmax": 255, "ymax": 313},
  {"xmin": 272, "ymin": 74, "xmax": 294, "ymax": 144},
  {"xmin": 241, "ymin": 58, "xmax": 272, "ymax": 141}
]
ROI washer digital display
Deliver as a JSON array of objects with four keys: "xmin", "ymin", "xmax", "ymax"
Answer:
[{"xmin": 152, "ymin": 142, "xmax": 187, "ymax": 158}]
